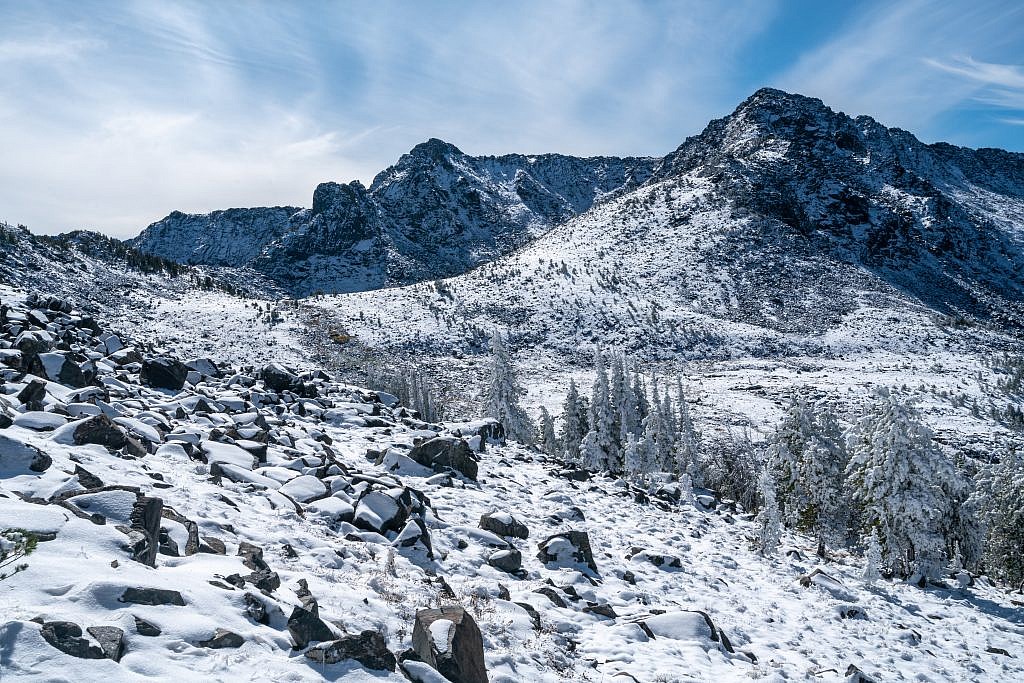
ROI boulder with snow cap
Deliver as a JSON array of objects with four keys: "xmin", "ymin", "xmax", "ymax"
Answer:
[
  {"xmin": 479, "ymin": 511, "xmax": 529, "ymax": 539},
  {"xmin": 537, "ymin": 530, "xmax": 598, "ymax": 573},
  {"xmin": 0, "ymin": 433, "xmax": 52, "ymax": 473},
  {"xmin": 409, "ymin": 436, "xmax": 479, "ymax": 480},
  {"xmin": 412, "ymin": 606, "xmax": 488, "ymax": 683},
  {"xmin": 260, "ymin": 362, "xmax": 299, "ymax": 392},
  {"xmin": 73, "ymin": 414, "xmax": 129, "ymax": 451}
]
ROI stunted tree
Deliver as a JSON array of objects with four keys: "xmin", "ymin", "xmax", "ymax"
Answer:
[
  {"xmin": 846, "ymin": 390, "xmax": 971, "ymax": 579},
  {"xmin": 755, "ymin": 468, "xmax": 782, "ymax": 556},
  {"xmin": 483, "ymin": 331, "xmax": 535, "ymax": 444}
]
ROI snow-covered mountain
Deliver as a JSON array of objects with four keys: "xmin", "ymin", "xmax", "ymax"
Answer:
[
  {"xmin": 132, "ymin": 140, "xmax": 656, "ymax": 296},
  {"xmin": 317, "ymin": 89, "xmax": 1024, "ymax": 364}
]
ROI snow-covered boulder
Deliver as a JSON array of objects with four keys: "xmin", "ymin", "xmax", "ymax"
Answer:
[{"xmin": 537, "ymin": 530, "xmax": 598, "ymax": 573}]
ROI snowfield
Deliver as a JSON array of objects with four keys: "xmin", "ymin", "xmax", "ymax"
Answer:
[{"xmin": 0, "ymin": 286, "xmax": 1022, "ymax": 683}]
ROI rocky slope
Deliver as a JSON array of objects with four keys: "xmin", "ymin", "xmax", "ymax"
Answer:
[
  {"xmin": 132, "ymin": 141, "xmax": 656, "ymax": 296},
  {"xmin": 2, "ymin": 286, "xmax": 1022, "ymax": 683}
]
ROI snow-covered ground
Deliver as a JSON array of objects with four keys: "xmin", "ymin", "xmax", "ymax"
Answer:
[{"xmin": 2, "ymin": 285, "xmax": 1023, "ymax": 682}]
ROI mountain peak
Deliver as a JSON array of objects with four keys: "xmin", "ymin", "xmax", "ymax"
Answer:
[
  {"xmin": 733, "ymin": 87, "xmax": 833, "ymax": 120},
  {"xmin": 408, "ymin": 137, "xmax": 464, "ymax": 160}
]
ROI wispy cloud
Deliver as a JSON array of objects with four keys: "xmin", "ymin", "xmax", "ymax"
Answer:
[
  {"xmin": 774, "ymin": 0, "xmax": 1024, "ymax": 142},
  {"xmin": 0, "ymin": 0, "xmax": 777, "ymax": 236},
  {"xmin": 1, "ymin": 1, "xmax": 1022, "ymax": 237}
]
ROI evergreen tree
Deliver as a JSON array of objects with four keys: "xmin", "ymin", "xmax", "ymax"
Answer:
[
  {"xmin": 863, "ymin": 529, "xmax": 883, "ymax": 585},
  {"xmin": 766, "ymin": 396, "xmax": 848, "ymax": 556},
  {"xmin": 581, "ymin": 350, "xmax": 619, "ymax": 472},
  {"xmin": 633, "ymin": 371, "xmax": 650, "ymax": 423},
  {"xmin": 483, "ymin": 331, "xmax": 535, "ymax": 444},
  {"xmin": 674, "ymin": 378, "xmax": 702, "ymax": 484},
  {"xmin": 610, "ymin": 353, "xmax": 629, "ymax": 452},
  {"xmin": 539, "ymin": 406, "xmax": 559, "ymax": 456},
  {"xmin": 640, "ymin": 378, "xmax": 669, "ymax": 473},
  {"xmin": 623, "ymin": 433, "xmax": 645, "ymax": 484},
  {"xmin": 616, "ymin": 355, "xmax": 641, "ymax": 447},
  {"xmin": 560, "ymin": 378, "xmax": 587, "ymax": 463},
  {"xmin": 846, "ymin": 391, "xmax": 970, "ymax": 579},
  {"xmin": 975, "ymin": 450, "xmax": 1024, "ymax": 587},
  {"xmin": 755, "ymin": 468, "xmax": 782, "ymax": 556}
]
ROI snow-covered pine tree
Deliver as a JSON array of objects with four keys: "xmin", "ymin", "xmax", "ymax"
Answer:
[
  {"xmin": 863, "ymin": 529, "xmax": 883, "ymax": 585},
  {"xmin": 582, "ymin": 350, "xmax": 620, "ymax": 472},
  {"xmin": 624, "ymin": 433, "xmax": 645, "ymax": 484},
  {"xmin": 659, "ymin": 389, "xmax": 677, "ymax": 470},
  {"xmin": 755, "ymin": 468, "xmax": 782, "ymax": 556},
  {"xmin": 483, "ymin": 331, "xmax": 535, "ymax": 444},
  {"xmin": 610, "ymin": 352, "xmax": 628, "ymax": 454},
  {"xmin": 765, "ymin": 396, "xmax": 815, "ymax": 520},
  {"xmin": 765, "ymin": 396, "xmax": 848, "ymax": 556},
  {"xmin": 538, "ymin": 406, "xmax": 559, "ymax": 456},
  {"xmin": 800, "ymin": 431, "xmax": 847, "ymax": 557},
  {"xmin": 975, "ymin": 449, "xmax": 1024, "ymax": 587},
  {"xmin": 560, "ymin": 378, "xmax": 586, "ymax": 463},
  {"xmin": 845, "ymin": 390, "xmax": 970, "ymax": 579},
  {"xmin": 640, "ymin": 378, "xmax": 668, "ymax": 474},
  {"xmin": 617, "ymin": 355, "xmax": 641, "ymax": 447},
  {"xmin": 633, "ymin": 371, "xmax": 650, "ymax": 423},
  {"xmin": 674, "ymin": 377, "xmax": 702, "ymax": 484}
]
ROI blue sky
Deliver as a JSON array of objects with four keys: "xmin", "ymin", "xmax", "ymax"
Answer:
[{"xmin": 2, "ymin": 0, "xmax": 1023, "ymax": 236}]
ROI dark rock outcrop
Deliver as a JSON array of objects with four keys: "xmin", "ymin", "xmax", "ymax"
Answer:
[
  {"xmin": 305, "ymin": 630, "xmax": 397, "ymax": 671},
  {"xmin": 412, "ymin": 606, "xmax": 489, "ymax": 683}
]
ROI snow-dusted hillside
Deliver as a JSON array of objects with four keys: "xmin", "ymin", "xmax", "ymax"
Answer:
[
  {"xmin": 133, "ymin": 140, "xmax": 656, "ymax": 296},
  {"xmin": 1, "ymin": 288, "xmax": 1022, "ymax": 683}
]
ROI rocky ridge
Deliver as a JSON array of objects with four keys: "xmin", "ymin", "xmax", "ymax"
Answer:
[{"xmin": 132, "ymin": 141, "xmax": 656, "ymax": 296}]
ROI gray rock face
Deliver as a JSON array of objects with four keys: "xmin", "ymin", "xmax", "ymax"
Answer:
[
  {"xmin": 86, "ymin": 626, "xmax": 126, "ymax": 662},
  {"xmin": 287, "ymin": 605, "xmax": 334, "ymax": 648},
  {"xmin": 479, "ymin": 512, "xmax": 529, "ymax": 540},
  {"xmin": 198, "ymin": 628, "xmax": 244, "ymax": 649},
  {"xmin": 412, "ymin": 606, "xmax": 489, "ymax": 683},
  {"xmin": 133, "ymin": 616, "xmax": 161, "ymax": 636},
  {"xmin": 304, "ymin": 630, "xmax": 397, "ymax": 671},
  {"xmin": 128, "ymin": 496, "xmax": 163, "ymax": 567},
  {"xmin": 17, "ymin": 378, "xmax": 46, "ymax": 406},
  {"xmin": 73, "ymin": 414, "xmax": 129, "ymax": 451}
]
